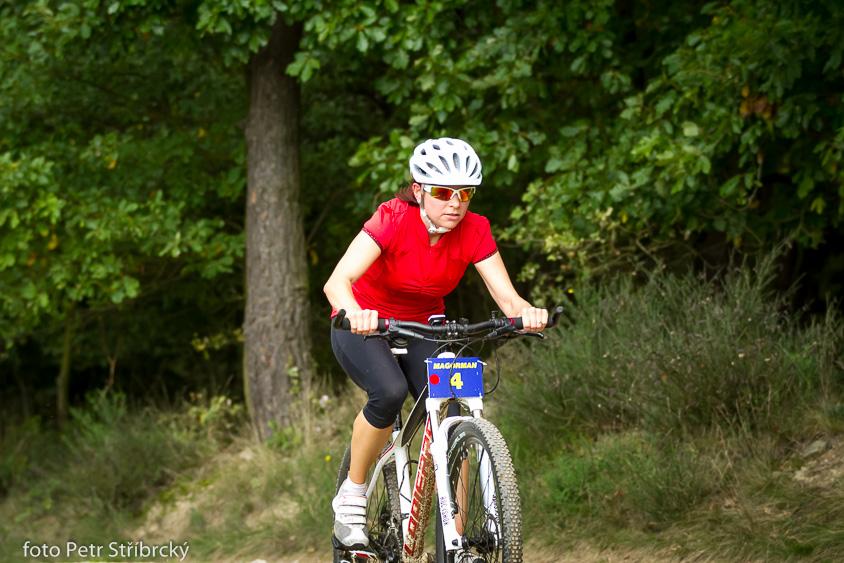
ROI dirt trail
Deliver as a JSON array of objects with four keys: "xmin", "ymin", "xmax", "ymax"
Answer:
[{"xmin": 244, "ymin": 540, "xmax": 672, "ymax": 563}]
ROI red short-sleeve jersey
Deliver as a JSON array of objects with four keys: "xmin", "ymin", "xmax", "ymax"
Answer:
[{"xmin": 333, "ymin": 198, "xmax": 498, "ymax": 323}]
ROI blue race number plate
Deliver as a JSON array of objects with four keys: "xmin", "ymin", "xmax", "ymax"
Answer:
[{"xmin": 425, "ymin": 357, "xmax": 484, "ymax": 398}]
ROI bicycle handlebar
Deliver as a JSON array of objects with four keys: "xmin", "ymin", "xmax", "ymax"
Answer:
[{"xmin": 332, "ymin": 305, "xmax": 565, "ymax": 341}]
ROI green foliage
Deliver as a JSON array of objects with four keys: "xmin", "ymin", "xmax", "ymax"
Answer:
[
  {"xmin": 502, "ymin": 253, "xmax": 844, "ymax": 436},
  {"xmin": 187, "ymin": 394, "xmax": 245, "ymax": 440},
  {"xmin": 0, "ymin": 392, "xmax": 211, "ymax": 533},
  {"xmin": 490, "ymin": 264, "xmax": 844, "ymax": 558},
  {"xmin": 511, "ymin": 0, "xmax": 844, "ymax": 269},
  {"xmin": 543, "ymin": 433, "xmax": 723, "ymax": 524},
  {"xmin": 57, "ymin": 393, "xmax": 207, "ymax": 513},
  {"xmin": 265, "ymin": 420, "xmax": 303, "ymax": 452},
  {"xmin": 0, "ymin": 0, "xmax": 247, "ymax": 405},
  {"xmin": 289, "ymin": 0, "xmax": 844, "ymax": 290},
  {"xmin": 5, "ymin": 0, "xmax": 843, "ymax": 421},
  {"xmin": 0, "ymin": 416, "xmax": 47, "ymax": 498}
]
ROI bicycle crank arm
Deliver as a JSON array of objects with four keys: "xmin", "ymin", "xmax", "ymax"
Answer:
[
  {"xmin": 339, "ymin": 552, "xmax": 378, "ymax": 562},
  {"xmin": 332, "ymin": 535, "xmax": 378, "ymax": 560}
]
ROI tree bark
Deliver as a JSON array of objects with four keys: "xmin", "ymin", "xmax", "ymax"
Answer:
[{"xmin": 243, "ymin": 20, "xmax": 312, "ymax": 440}]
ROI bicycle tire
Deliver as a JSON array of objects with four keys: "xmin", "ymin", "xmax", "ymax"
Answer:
[
  {"xmin": 333, "ymin": 442, "xmax": 403, "ymax": 563},
  {"xmin": 436, "ymin": 419, "xmax": 522, "ymax": 563}
]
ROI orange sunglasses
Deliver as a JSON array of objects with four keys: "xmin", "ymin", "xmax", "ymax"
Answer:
[{"xmin": 422, "ymin": 185, "xmax": 476, "ymax": 202}]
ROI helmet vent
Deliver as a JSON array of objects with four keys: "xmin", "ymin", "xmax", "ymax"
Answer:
[
  {"xmin": 438, "ymin": 156, "xmax": 450, "ymax": 172},
  {"xmin": 426, "ymin": 162, "xmax": 444, "ymax": 175},
  {"xmin": 432, "ymin": 144, "xmax": 441, "ymax": 150},
  {"xmin": 469, "ymin": 162, "xmax": 479, "ymax": 177},
  {"xmin": 453, "ymin": 153, "xmax": 461, "ymax": 171},
  {"xmin": 413, "ymin": 164, "xmax": 432, "ymax": 178}
]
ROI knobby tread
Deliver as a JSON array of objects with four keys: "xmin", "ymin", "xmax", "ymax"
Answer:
[{"xmin": 445, "ymin": 418, "xmax": 522, "ymax": 563}]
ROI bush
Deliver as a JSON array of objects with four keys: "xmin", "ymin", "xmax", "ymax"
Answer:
[
  {"xmin": 55, "ymin": 392, "xmax": 209, "ymax": 514},
  {"xmin": 495, "ymin": 255, "xmax": 844, "ymax": 549},
  {"xmin": 502, "ymin": 255, "xmax": 844, "ymax": 437},
  {"xmin": 541, "ymin": 431, "xmax": 725, "ymax": 527},
  {"xmin": 0, "ymin": 416, "xmax": 47, "ymax": 498}
]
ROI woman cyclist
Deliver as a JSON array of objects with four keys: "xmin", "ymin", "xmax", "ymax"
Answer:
[{"xmin": 324, "ymin": 137, "xmax": 548, "ymax": 549}]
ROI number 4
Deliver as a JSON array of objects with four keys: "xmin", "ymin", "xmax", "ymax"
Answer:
[{"xmin": 450, "ymin": 372, "xmax": 463, "ymax": 390}]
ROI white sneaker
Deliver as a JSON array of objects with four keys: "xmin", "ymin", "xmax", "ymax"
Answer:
[
  {"xmin": 332, "ymin": 491, "xmax": 369, "ymax": 548},
  {"xmin": 454, "ymin": 549, "xmax": 484, "ymax": 563}
]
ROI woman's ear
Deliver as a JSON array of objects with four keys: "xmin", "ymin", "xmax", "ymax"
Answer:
[{"xmin": 412, "ymin": 182, "xmax": 422, "ymax": 203}]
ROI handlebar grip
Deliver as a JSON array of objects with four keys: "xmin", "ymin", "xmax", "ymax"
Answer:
[
  {"xmin": 548, "ymin": 305, "xmax": 565, "ymax": 328},
  {"xmin": 511, "ymin": 305, "xmax": 564, "ymax": 331},
  {"xmin": 333, "ymin": 310, "xmax": 388, "ymax": 332}
]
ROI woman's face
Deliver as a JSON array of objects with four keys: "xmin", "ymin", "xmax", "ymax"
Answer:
[{"xmin": 412, "ymin": 183, "xmax": 471, "ymax": 230}]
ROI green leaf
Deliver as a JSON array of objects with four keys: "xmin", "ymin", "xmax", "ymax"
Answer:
[
  {"xmin": 798, "ymin": 176, "xmax": 814, "ymax": 199},
  {"xmin": 356, "ymin": 32, "xmax": 369, "ymax": 53},
  {"xmin": 545, "ymin": 157, "xmax": 564, "ymax": 173},
  {"xmin": 215, "ymin": 17, "xmax": 232, "ymax": 35},
  {"xmin": 700, "ymin": 155, "xmax": 711, "ymax": 174},
  {"xmin": 682, "ymin": 122, "xmax": 700, "ymax": 137},
  {"xmin": 720, "ymin": 176, "xmax": 741, "ymax": 197},
  {"xmin": 418, "ymin": 74, "xmax": 435, "ymax": 91}
]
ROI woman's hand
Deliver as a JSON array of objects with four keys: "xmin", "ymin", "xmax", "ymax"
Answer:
[
  {"xmin": 346, "ymin": 309, "xmax": 380, "ymax": 335},
  {"xmin": 518, "ymin": 306, "xmax": 548, "ymax": 332}
]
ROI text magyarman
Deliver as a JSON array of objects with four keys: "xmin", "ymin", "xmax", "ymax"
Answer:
[{"xmin": 23, "ymin": 540, "xmax": 190, "ymax": 561}]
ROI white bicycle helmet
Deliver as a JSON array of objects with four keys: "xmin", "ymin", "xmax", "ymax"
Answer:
[{"xmin": 409, "ymin": 137, "xmax": 483, "ymax": 186}]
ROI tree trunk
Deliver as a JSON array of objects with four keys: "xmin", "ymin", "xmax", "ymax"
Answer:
[
  {"xmin": 243, "ymin": 20, "xmax": 312, "ymax": 440},
  {"xmin": 12, "ymin": 357, "xmax": 31, "ymax": 420},
  {"xmin": 56, "ymin": 307, "xmax": 75, "ymax": 427}
]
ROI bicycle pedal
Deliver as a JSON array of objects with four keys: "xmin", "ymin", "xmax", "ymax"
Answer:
[
  {"xmin": 331, "ymin": 533, "xmax": 371, "ymax": 554},
  {"xmin": 340, "ymin": 550, "xmax": 378, "ymax": 561}
]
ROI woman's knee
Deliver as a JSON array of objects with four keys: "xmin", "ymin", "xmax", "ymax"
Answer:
[{"xmin": 364, "ymin": 380, "xmax": 409, "ymax": 427}]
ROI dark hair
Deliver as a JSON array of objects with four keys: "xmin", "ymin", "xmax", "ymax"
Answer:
[{"xmin": 395, "ymin": 181, "xmax": 419, "ymax": 207}]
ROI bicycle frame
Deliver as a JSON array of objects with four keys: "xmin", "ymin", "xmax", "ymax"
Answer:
[
  {"xmin": 365, "ymin": 392, "xmax": 486, "ymax": 561},
  {"xmin": 334, "ymin": 306, "xmax": 563, "ymax": 563}
]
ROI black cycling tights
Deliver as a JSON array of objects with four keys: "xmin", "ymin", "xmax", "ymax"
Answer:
[{"xmin": 331, "ymin": 327, "xmax": 442, "ymax": 429}]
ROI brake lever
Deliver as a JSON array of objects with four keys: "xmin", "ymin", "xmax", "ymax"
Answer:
[
  {"xmin": 364, "ymin": 327, "xmax": 426, "ymax": 342},
  {"xmin": 517, "ymin": 330, "xmax": 545, "ymax": 339},
  {"xmin": 483, "ymin": 324, "xmax": 518, "ymax": 341},
  {"xmin": 362, "ymin": 333, "xmax": 391, "ymax": 341}
]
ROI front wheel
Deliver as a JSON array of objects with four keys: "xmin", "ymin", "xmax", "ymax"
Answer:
[
  {"xmin": 436, "ymin": 419, "xmax": 522, "ymax": 563},
  {"xmin": 333, "ymin": 442, "xmax": 402, "ymax": 563}
]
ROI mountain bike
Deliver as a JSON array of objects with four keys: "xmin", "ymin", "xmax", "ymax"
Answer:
[{"xmin": 331, "ymin": 306, "xmax": 564, "ymax": 563}]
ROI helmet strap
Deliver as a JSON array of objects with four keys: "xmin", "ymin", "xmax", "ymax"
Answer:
[{"xmin": 418, "ymin": 195, "xmax": 451, "ymax": 234}]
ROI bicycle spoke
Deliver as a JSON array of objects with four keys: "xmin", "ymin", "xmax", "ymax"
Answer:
[
  {"xmin": 445, "ymin": 419, "xmax": 521, "ymax": 563},
  {"xmin": 452, "ymin": 443, "xmax": 502, "ymax": 561}
]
